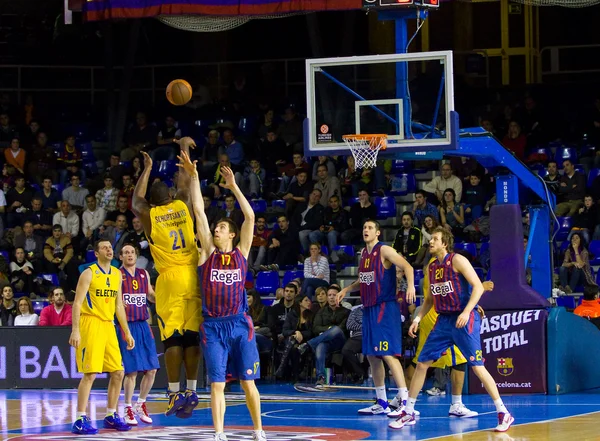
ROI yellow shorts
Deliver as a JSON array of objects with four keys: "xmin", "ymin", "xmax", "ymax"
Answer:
[
  {"xmin": 155, "ymin": 266, "xmax": 202, "ymax": 341},
  {"xmin": 76, "ymin": 315, "xmax": 123, "ymax": 374},
  {"xmin": 413, "ymin": 310, "xmax": 467, "ymax": 368}
]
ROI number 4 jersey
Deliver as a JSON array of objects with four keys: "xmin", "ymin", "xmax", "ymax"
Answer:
[{"xmin": 149, "ymin": 199, "xmax": 198, "ymax": 273}]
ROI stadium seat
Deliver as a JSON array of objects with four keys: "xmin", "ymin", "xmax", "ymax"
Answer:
[
  {"xmin": 85, "ymin": 250, "xmax": 96, "ymax": 263},
  {"xmin": 454, "ymin": 242, "xmax": 477, "ymax": 259},
  {"xmin": 391, "ymin": 160, "xmax": 412, "ymax": 173},
  {"xmin": 346, "ymin": 197, "xmax": 360, "ymax": 207},
  {"xmin": 40, "ymin": 273, "xmax": 60, "ymax": 286},
  {"xmin": 555, "ymin": 217, "xmax": 572, "ymax": 241},
  {"xmin": 32, "ymin": 300, "xmax": 49, "ymax": 315},
  {"xmin": 389, "ymin": 173, "xmax": 416, "ymax": 196},
  {"xmin": 478, "ymin": 242, "xmax": 489, "ymax": 258},
  {"xmin": 0, "ymin": 250, "xmax": 9, "ymax": 262},
  {"xmin": 333, "ymin": 245, "xmax": 354, "ymax": 258},
  {"xmin": 589, "ymin": 240, "xmax": 600, "ymax": 265},
  {"xmin": 526, "ymin": 146, "xmax": 551, "ymax": 162},
  {"xmin": 200, "ymin": 179, "xmax": 208, "ymax": 189},
  {"xmin": 250, "ymin": 199, "xmax": 267, "ymax": 213},
  {"xmin": 374, "ymin": 196, "xmax": 396, "ymax": 219},
  {"xmin": 474, "ymin": 267, "xmax": 485, "ymax": 281},
  {"xmin": 157, "ymin": 160, "xmax": 178, "ymax": 178},
  {"xmin": 581, "ymin": 144, "xmax": 597, "ymax": 158},
  {"xmin": 52, "ymin": 183, "xmax": 65, "ymax": 193},
  {"xmin": 272, "ymin": 200, "xmax": 286, "ymax": 211},
  {"xmin": 238, "ymin": 117, "xmax": 257, "ymax": 135},
  {"xmin": 556, "ymin": 296, "xmax": 576, "ymax": 309},
  {"xmin": 413, "ymin": 269, "xmax": 424, "ymax": 288},
  {"xmin": 120, "ymin": 161, "xmax": 132, "ymax": 170},
  {"xmin": 320, "ymin": 245, "xmax": 329, "ymax": 255},
  {"xmin": 588, "ymin": 168, "xmax": 600, "ymax": 189},
  {"xmin": 83, "ymin": 160, "xmax": 98, "ymax": 175},
  {"xmin": 255, "ymin": 271, "xmax": 280, "ymax": 295},
  {"xmin": 555, "ymin": 146, "xmax": 578, "ymax": 168},
  {"xmin": 283, "ymin": 270, "xmax": 303, "ymax": 286},
  {"xmin": 530, "ymin": 163, "xmax": 546, "ymax": 175}
]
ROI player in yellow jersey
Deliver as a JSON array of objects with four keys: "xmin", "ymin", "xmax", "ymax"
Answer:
[
  {"xmin": 132, "ymin": 137, "xmax": 201, "ymax": 418},
  {"xmin": 404, "ymin": 256, "xmax": 494, "ymax": 418},
  {"xmin": 69, "ymin": 240, "xmax": 135, "ymax": 435}
]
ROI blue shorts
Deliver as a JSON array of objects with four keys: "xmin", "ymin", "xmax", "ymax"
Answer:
[
  {"xmin": 200, "ymin": 312, "xmax": 260, "ymax": 383},
  {"xmin": 418, "ymin": 311, "xmax": 484, "ymax": 366},
  {"xmin": 362, "ymin": 301, "xmax": 403, "ymax": 357},
  {"xmin": 116, "ymin": 321, "xmax": 160, "ymax": 375}
]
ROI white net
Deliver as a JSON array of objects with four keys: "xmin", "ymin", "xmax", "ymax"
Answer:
[
  {"xmin": 156, "ymin": 12, "xmax": 308, "ymax": 32},
  {"xmin": 343, "ymin": 134, "xmax": 387, "ymax": 170}
]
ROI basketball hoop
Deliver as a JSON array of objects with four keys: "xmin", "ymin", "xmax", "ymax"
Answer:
[{"xmin": 342, "ymin": 134, "xmax": 387, "ymax": 169}]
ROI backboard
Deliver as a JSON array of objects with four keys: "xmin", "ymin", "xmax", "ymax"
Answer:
[{"xmin": 303, "ymin": 50, "xmax": 458, "ymax": 159}]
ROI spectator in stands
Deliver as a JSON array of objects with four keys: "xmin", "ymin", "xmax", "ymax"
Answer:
[
  {"xmin": 223, "ymin": 194, "xmax": 244, "ymax": 229},
  {"xmin": 201, "ymin": 130, "xmax": 223, "ymax": 174},
  {"xmin": 544, "ymin": 161, "xmax": 560, "ymax": 195},
  {"xmin": 573, "ymin": 285, "xmax": 600, "ymax": 329},
  {"xmin": 247, "ymin": 289, "xmax": 272, "ymax": 354},
  {"xmin": 559, "ymin": 232, "xmax": 596, "ymax": 294},
  {"xmin": 439, "ymin": 188, "xmax": 465, "ymax": 239},
  {"xmin": 9, "ymin": 247, "xmax": 35, "ymax": 297},
  {"xmin": 43, "ymin": 224, "xmax": 78, "ymax": 290},
  {"xmin": 222, "ymin": 129, "xmax": 245, "ymax": 171},
  {"xmin": 311, "ymin": 287, "xmax": 328, "ymax": 313},
  {"xmin": 341, "ymin": 304, "xmax": 365, "ymax": 384},
  {"xmin": 248, "ymin": 215, "xmax": 270, "ymax": 275},
  {"xmin": 342, "ymin": 189, "xmax": 377, "ymax": 245},
  {"xmin": 122, "ymin": 111, "xmax": 158, "ymax": 161},
  {"xmin": 568, "ymin": 195, "xmax": 597, "ymax": 244},
  {"xmin": 242, "ymin": 158, "xmax": 266, "ymax": 199},
  {"xmin": 313, "ymin": 164, "xmax": 341, "ymax": 207},
  {"xmin": 57, "ymin": 135, "xmax": 84, "ymax": 185},
  {"xmin": 262, "ymin": 215, "xmax": 300, "ymax": 271},
  {"xmin": 105, "ymin": 152, "xmax": 126, "ymax": 187},
  {"xmin": 392, "ymin": 212, "xmax": 422, "ymax": 265},
  {"xmin": 302, "ymin": 243, "xmax": 330, "ymax": 299},
  {"xmin": 4, "ymin": 138, "xmax": 26, "ymax": 174},
  {"xmin": 293, "ymin": 188, "xmax": 325, "ymax": 254},
  {"xmin": 257, "ymin": 108, "xmax": 276, "ymax": 142},
  {"xmin": 100, "ymin": 214, "xmax": 130, "ymax": 256},
  {"xmin": 52, "ymin": 200, "xmax": 80, "ymax": 241},
  {"xmin": 124, "ymin": 217, "xmax": 151, "ymax": 269},
  {"xmin": 517, "ymin": 96, "xmax": 544, "ymax": 146},
  {"xmin": 6, "ymin": 174, "xmax": 33, "ymax": 228},
  {"xmin": 131, "ymin": 156, "xmax": 143, "ymax": 183},
  {"xmin": 13, "ymin": 221, "xmax": 45, "ymax": 272},
  {"xmin": 27, "ymin": 132, "xmax": 57, "ymax": 185},
  {"xmin": 208, "ymin": 153, "xmax": 242, "ymax": 199},
  {"xmin": 268, "ymin": 283, "xmax": 298, "ymax": 348},
  {"xmin": 421, "ymin": 215, "xmax": 439, "ymax": 247},
  {"xmin": 81, "ymin": 194, "xmax": 106, "ymax": 251},
  {"xmin": 277, "ymin": 153, "xmax": 311, "ymax": 195},
  {"xmin": 276, "ymin": 295, "xmax": 314, "ymax": 381},
  {"xmin": 62, "ymin": 175, "xmax": 89, "ymax": 213},
  {"xmin": 104, "ymin": 195, "xmax": 135, "ymax": 228},
  {"xmin": 448, "ymin": 156, "xmax": 485, "ymax": 182},
  {"xmin": 119, "ymin": 173, "xmax": 135, "ymax": 203},
  {"xmin": 412, "ymin": 190, "xmax": 439, "ymax": 227},
  {"xmin": 555, "ymin": 159, "xmax": 586, "ymax": 216},
  {"xmin": 37, "ymin": 177, "xmax": 61, "ymax": 213},
  {"xmin": 2, "ymin": 163, "xmax": 16, "ymax": 194},
  {"xmin": 310, "ymin": 195, "xmax": 349, "ymax": 262},
  {"xmin": 153, "ymin": 114, "xmax": 181, "ymax": 161},
  {"xmin": 501, "ymin": 120, "xmax": 527, "ymax": 160},
  {"xmin": 0, "ymin": 113, "xmax": 17, "ymax": 145},
  {"xmin": 0, "ymin": 285, "xmax": 17, "ymax": 326},
  {"xmin": 95, "ymin": 174, "xmax": 118, "ymax": 212},
  {"xmin": 463, "ymin": 174, "xmax": 487, "ymax": 222},
  {"xmin": 297, "ymin": 287, "xmax": 350, "ymax": 386},
  {"xmin": 20, "ymin": 120, "xmax": 41, "ymax": 148},
  {"xmin": 24, "ymin": 196, "xmax": 52, "ymax": 237},
  {"xmin": 259, "ymin": 129, "xmax": 288, "ymax": 175},
  {"xmin": 282, "ymin": 169, "xmax": 312, "ymax": 218},
  {"xmin": 203, "ymin": 195, "xmax": 224, "ymax": 231},
  {"xmin": 423, "ymin": 163, "xmax": 463, "ymax": 203},
  {"xmin": 14, "ymin": 297, "xmax": 39, "ymax": 326},
  {"xmin": 38, "ymin": 286, "xmax": 72, "ymax": 326},
  {"xmin": 277, "ymin": 106, "xmax": 303, "ymax": 148},
  {"xmin": 339, "ymin": 156, "xmax": 364, "ymax": 197}
]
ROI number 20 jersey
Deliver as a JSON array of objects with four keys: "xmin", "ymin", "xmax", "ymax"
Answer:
[{"xmin": 149, "ymin": 199, "xmax": 198, "ymax": 273}]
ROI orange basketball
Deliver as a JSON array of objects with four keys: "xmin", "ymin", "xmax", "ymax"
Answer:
[{"xmin": 166, "ymin": 79, "xmax": 192, "ymax": 106}]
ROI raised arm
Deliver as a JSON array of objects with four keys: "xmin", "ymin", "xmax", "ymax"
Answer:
[
  {"xmin": 68, "ymin": 268, "xmax": 92, "ymax": 348},
  {"xmin": 131, "ymin": 151, "xmax": 153, "ymax": 235},
  {"xmin": 173, "ymin": 137, "xmax": 197, "ymax": 211},
  {"xmin": 219, "ymin": 166, "xmax": 255, "ymax": 258},
  {"xmin": 381, "ymin": 244, "xmax": 415, "ymax": 304},
  {"xmin": 176, "ymin": 150, "xmax": 214, "ymax": 257}
]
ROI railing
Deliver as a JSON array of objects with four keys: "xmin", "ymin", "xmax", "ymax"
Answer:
[{"xmin": 538, "ymin": 44, "xmax": 600, "ymax": 82}]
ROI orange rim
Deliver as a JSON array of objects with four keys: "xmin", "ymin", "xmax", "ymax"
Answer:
[{"xmin": 342, "ymin": 134, "xmax": 387, "ymax": 150}]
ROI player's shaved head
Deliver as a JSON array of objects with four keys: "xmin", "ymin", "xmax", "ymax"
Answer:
[{"xmin": 149, "ymin": 181, "xmax": 171, "ymax": 206}]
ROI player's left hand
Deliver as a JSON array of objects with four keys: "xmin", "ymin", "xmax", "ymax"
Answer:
[
  {"xmin": 174, "ymin": 136, "xmax": 196, "ymax": 150},
  {"xmin": 408, "ymin": 321, "xmax": 419, "ymax": 338},
  {"xmin": 176, "ymin": 150, "xmax": 198, "ymax": 177},
  {"xmin": 476, "ymin": 305, "xmax": 486, "ymax": 319},
  {"xmin": 456, "ymin": 310, "xmax": 470, "ymax": 328},
  {"xmin": 141, "ymin": 151, "xmax": 153, "ymax": 170},
  {"xmin": 218, "ymin": 166, "xmax": 237, "ymax": 190},
  {"xmin": 405, "ymin": 285, "xmax": 416, "ymax": 304},
  {"xmin": 125, "ymin": 333, "xmax": 135, "ymax": 350}
]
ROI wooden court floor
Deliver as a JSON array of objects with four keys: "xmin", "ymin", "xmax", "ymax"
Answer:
[{"xmin": 1, "ymin": 385, "xmax": 600, "ymax": 440}]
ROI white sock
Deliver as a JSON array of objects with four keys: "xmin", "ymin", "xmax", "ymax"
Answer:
[
  {"xmin": 125, "ymin": 403, "xmax": 132, "ymax": 408},
  {"xmin": 106, "ymin": 408, "xmax": 116, "ymax": 417},
  {"xmin": 76, "ymin": 412, "xmax": 86, "ymax": 419},
  {"xmin": 451, "ymin": 395, "xmax": 462, "ymax": 405},
  {"xmin": 405, "ymin": 397, "xmax": 417, "ymax": 414},
  {"xmin": 187, "ymin": 379, "xmax": 197, "ymax": 391},
  {"xmin": 396, "ymin": 387, "xmax": 408, "ymax": 403},
  {"xmin": 168, "ymin": 382, "xmax": 180, "ymax": 393},
  {"xmin": 137, "ymin": 398, "xmax": 146, "ymax": 404},
  {"xmin": 375, "ymin": 386, "xmax": 387, "ymax": 402},
  {"xmin": 494, "ymin": 398, "xmax": 508, "ymax": 414}
]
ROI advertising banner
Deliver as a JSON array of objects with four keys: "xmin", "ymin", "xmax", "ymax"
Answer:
[
  {"xmin": 469, "ymin": 309, "xmax": 547, "ymax": 394},
  {"xmin": 0, "ymin": 327, "xmax": 204, "ymax": 389}
]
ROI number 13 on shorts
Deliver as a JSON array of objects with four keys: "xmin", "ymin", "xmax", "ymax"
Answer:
[{"xmin": 379, "ymin": 341, "xmax": 388, "ymax": 351}]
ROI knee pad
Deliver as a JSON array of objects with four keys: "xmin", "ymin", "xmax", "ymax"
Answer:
[
  {"xmin": 182, "ymin": 331, "xmax": 200, "ymax": 349},
  {"xmin": 452, "ymin": 362, "xmax": 467, "ymax": 372},
  {"xmin": 163, "ymin": 335, "xmax": 184, "ymax": 351}
]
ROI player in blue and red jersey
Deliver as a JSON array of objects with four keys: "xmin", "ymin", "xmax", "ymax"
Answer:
[
  {"xmin": 116, "ymin": 244, "xmax": 160, "ymax": 426},
  {"xmin": 177, "ymin": 151, "xmax": 265, "ymax": 441},
  {"xmin": 390, "ymin": 227, "xmax": 514, "ymax": 432},
  {"xmin": 336, "ymin": 219, "xmax": 416, "ymax": 418}
]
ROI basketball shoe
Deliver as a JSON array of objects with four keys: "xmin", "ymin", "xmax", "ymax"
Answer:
[
  {"xmin": 134, "ymin": 402, "xmax": 153, "ymax": 423},
  {"xmin": 124, "ymin": 406, "xmax": 138, "ymax": 426},
  {"xmin": 388, "ymin": 410, "xmax": 416, "ymax": 429},
  {"xmin": 388, "ymin": 397, "xmax": 421, "ymax": 417},
  {"xmin": 165, "ymin": 391, "xmax": 187, "ymax": 416},
  {"xmin": 495, "ymin": 412, "xmax": 514, "ymax": 432},
  {"xmin": 103, "ymin": 413, "xmax": 131, "ymax": 431},
  {"xmin": 253, "ymin": 430, "xmax": 267, "ymax": 441},
  {"xmin": 176, "ymin": 389, "xmax": 199, "ymax": 419},
  {"xmin": 449, "ymin": 403, "xmax": 478, "ymax": 418},
  {"xmin": 71, "ymin": 416, "xmax": 98, "ymax": 435},
  {"xmin": 358, "ymin": 398, "xmax": 390, "ymax": 415}
]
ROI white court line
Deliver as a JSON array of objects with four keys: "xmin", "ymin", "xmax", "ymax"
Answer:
[{"xmin": 261, "ymin": 408, "xmax": 496, "ymax": 421}]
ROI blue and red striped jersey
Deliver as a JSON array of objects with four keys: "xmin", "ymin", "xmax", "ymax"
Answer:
[
  {"xmin": 198, "ymin": 248, "xmax": 248, "ymax": 318},
  {"xmin": 358, "ymin": 242, "xmax": 396, "ymax": 307},
  {"xmin": 120, "ymin": 267, "xmax": 150, "ymax": 322},
  {"xmin": 428, "ymin": 253, "xmax": 471, "ymax": 314}
]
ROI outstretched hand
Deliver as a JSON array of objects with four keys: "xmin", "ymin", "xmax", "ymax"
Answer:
[
  {"xmin": 176, "ymin": 150, "xmax": 198, "ymax": 177},
  {"xmin": 218, "ymin": 166, "xmax": 237, "ymax": 190},
  {"xmin": 174, "ymin": 136, "xmax": 197, "ymax": 150},
  {"xmin": 141, "ymin": 151, "xmax": 153, "ymax": 170}
]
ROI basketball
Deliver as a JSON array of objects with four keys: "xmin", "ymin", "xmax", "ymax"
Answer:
[{"xmin": 166, "ymin": 79, "xmax": 192, "ymax": 106}]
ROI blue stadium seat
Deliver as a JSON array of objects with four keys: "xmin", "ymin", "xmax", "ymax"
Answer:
[
  {"xmin": 320, "ymin": 245, "xmax": 329, "ymax": 255},
  {"xmin": 0, "ymin": 250, "xmax": 9, "ymax": 262},
  {"xmin": 250, "ymin": 199, "xmax": 267, "ymax": 214},
  {"xmin": 283, "ymin": 270, "xmax": 303, "ymax": 287},
  {"xmin": 347, "ymin": 197, "xmax": 360, "ymax": 207},
  {"xmin": 556, "ymin": 296, "xmax": 576, "ymax": 309},
  {"xmin": 391, "ymin": 160, "xmax": 412, "ymax": 173},
  {"xmin": 555, "ymin": 217, "xmax": 572, "ymax": 241},
  {"xmin": 454, "ymin": 242, "xmax": 477, "ymax": 259},
  {"xmin": 333, "ymin": 245, "xmax": 354, "ymax": 258},
  {"xmin": 157, "ymin": 160, "xmax": 178, "ymax": 178},
  {"xmin": 588, "ymin": 168, "xmax": 600, "ymax": 189},
  {"xmin": 40, "ymin": 273, "xmax": 59, "ymax": 286},
  {"xmin": 414, "ymin": 269, "xmax": 424, "ymax": 288},
  {"xmin": 530, "ymin": 163, "xmax": 546, "ymax": 175},
  {"xmin": 478, "ymin": 242, "xmax": 489, "ymax": 258},
  {"xmin": 255, "ymin": 271, "xmax": 280, "ymax": 295},
  {"xmin": 272, "ymin": 200, "xmax": 286, "ymax": 211},
  {"xmin": 389, "ymin": 173, "xmax": 416, "ymax": 196},
  {"xmin": 527, "ymin": 146, "xmax": 551, "ymax": 162},
  {"xmin": 200, "ymin": 179, "xmax": 208, "ymax": 189},
  {"xmin": 589, "ymin": 240, "xmax": 600, "ymax": 265},
  {"xmin": 474, "ymin": 267, "xmax": 485, "ymax": 281},
  {"xmin": 120, "ymin": 161, "xmax": 132, "ymax": 170},
  {"xmin": 555, "ymin": 147, "xmax": 578, "ymax": 168},
  {"xmin": 238, "ymin": 117, "xmax": 257, "ymax": 135},
  {"xmin": 581, "ymin": 144, "xmax": 597, "ymax": 158},
  {"xmin": 52, "ymin": 183, "xmax": 65, "ymax": 194},
  {"xmin": 83, "ymin": 160, "xmax": 98, "ymax": 175},
  {"xmin": 13, "ymin": 291, "xmax": 27, "ymax": 298},
  {"xmin": 192, "ymin": 119, "xmax": 215, "ymax": 137},
  {"xmin": 374, "ymin": 196, "xmax": 396, "ymax": 219},
  {"xmin": 32, "ymin": 300, "xmax": 49, "ymax": 315},
  {"xmin": 85, "ymin": 250, "xmax": 96, "ymax": 263}
]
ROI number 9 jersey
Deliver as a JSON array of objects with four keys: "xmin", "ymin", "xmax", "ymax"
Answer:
[{"xmin": 149, "ymin": 199, "xmax": 198, "ymax": 272}]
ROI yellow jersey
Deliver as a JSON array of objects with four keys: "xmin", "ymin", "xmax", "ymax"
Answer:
[
  {"xmin": 81, "ymin": 263, "xmax": 121, "ymax": 322},
  {"xmin": 149, "ymin": 199, "xmax": 198, "ymax": 273}
]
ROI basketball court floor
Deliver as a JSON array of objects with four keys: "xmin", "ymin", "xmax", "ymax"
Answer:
[{"xmin": 2, "ymin": 383, "xmax": 600, "ymax": 440}]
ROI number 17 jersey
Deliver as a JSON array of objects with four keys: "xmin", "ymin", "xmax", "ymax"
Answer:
[{"xmin": 149, "ymin": 199, "xmax": 198, "ymax": 273}]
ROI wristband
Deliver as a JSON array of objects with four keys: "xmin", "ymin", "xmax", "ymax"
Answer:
[{"xmin": 413, "ymin": 316, "xmax": 421, "ymax": 324}]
